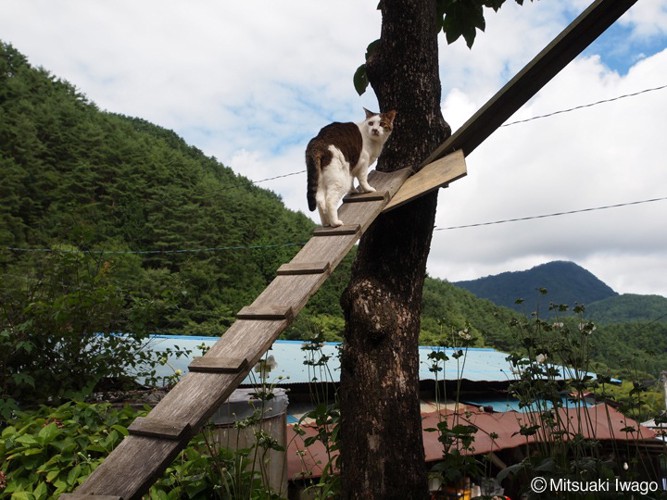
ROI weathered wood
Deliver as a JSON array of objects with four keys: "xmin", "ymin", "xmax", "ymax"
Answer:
[
  {"xmin": 60, "ymin": 495, "xmax": 122, "ymax": 500},
  {"xmin": 312, "ymin": 224, "xmax": 361, "ymax": 237},
  {"xmin": 73, "ymin": 168, "xmax": 410, "ymax": 500},
  {"xmin": 343, "ymin": 190, "xmax": 390, "ymax": 203},
  {"xmin": 75, "ymin": 435, "xmax": 186, "ymax": 499},
  {"xmin": 188, "ymin": 355, "xmax": 249, "ymax": 374},
  {"xmin": 422, "ymin": 0, "xmax": 638, "ymax": 165},
  {"xmin": 127, "ymin": 417, "xmax": 191, "ymax": 440},
  {"xmin": 383, "ymin": 150, "xmax": 466, "ymax": 212},
  {"xmin": 276, "ymin": 261, "xmax": 331, "ymax": 275},
  {"xmin": 236, "ymin": 304, "xmax": 294, "ymax": 321}
]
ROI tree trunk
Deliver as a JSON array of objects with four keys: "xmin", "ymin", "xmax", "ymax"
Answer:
[{"xmin": 339, "ymin": 0, "xmax": 450, "ymax": 498}]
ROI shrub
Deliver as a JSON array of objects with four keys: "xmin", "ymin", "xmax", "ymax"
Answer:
[
  {"xmin": 0, "ymin": 247, "xmax": 159, "ymax": 415},
  {"xmin": 0, "ymin": 401, "xmax": 141, "ymax": 498}
]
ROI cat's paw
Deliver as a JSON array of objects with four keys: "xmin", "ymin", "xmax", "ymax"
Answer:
[
  {"xmin": 330, "ymin": 219, "xmax": 344, "ymax": 228},
  {"xmin": 358, "ymin": 185, "xmax": 376, "ymax": 194}
]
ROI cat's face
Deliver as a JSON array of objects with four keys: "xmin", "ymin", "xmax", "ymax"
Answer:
[{"xmin": 362, "ymin": 108, "xmax": 397, "ymax": 141}]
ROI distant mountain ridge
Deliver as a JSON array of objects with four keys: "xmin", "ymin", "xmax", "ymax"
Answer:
[
  {"xmin": 454, "ymin": 261, "xmax": 618, "ymax": 313},
  {"xmin": 586, "ymin": 293, "xmax": 667, "ymax": 324}
]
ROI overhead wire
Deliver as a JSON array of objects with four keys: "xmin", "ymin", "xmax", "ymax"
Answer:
[
  {"xmin": 433, "ymin": 196, "xmax": 667, "ymax": 232},
  {"xmin": 500, "ymin": 83, "xmax": 667, "ymax": 128},
  {"xmin": 4, "ymin": 241, "xmax": 307, "ymax": 256},
  {"xmin": 3, "ymin": 84, "xmax": 665, "ymax": 256},
  {"xmin": 244, "ymin": 83, "xmax": 667, "ymax": 185}
]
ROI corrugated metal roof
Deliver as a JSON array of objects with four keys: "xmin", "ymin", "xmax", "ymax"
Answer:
[
  {"xmin": 287, "ymin": 403, "xmax": 658, "ymax": 481},
  {"xmin": 140, "ymin": 335, "xmax": 576, "ymax": 385}
]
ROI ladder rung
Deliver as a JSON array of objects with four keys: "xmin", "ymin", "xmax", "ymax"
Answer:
[
  {"xmin": 276, "ymin": 261, "xmax": 331, "ymax": 275},
  {"xmin": 343, "ymin": 190, "xmax": 389, "ymax": 203},
  {"xmin": 189, "ymin": 355, "xmax": 249, "ymax": 374},
  {"xmin": 127, "ymin": 417, "xmax": 191, "ymax": 441},
  {"xmin": 60, "ymin": 495, "xmax": 123, "ymax": 500},
  {"xmin": 313, "ymin": 224, "xmax": 361, "ymax": 237},
  {"xmin": 236, "ymin": 304, "xmax": 294, "ymax": 321}
]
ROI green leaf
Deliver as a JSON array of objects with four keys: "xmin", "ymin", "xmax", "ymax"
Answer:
[
  {"xmin": 46, "ymin": 469, "xmax": 60, "ymax": 483},
  {"xmin": 10, "ymin": 492, "xmax": 36, "ymax": 500},
  {"xmin": 33, "ymin": 481, "xmax": 48, "ymax": 500},
  {"xmin": 37, "ymin": 422, "xmax": 60, "ymax": 444},
  {"xmin": 67, "ymin": 464, "xmax": 82, "ymax": 486},
  {"xmin": 22, "ymin": 447, "xmax": 43, "ymax": 456},
  {"xmin": 110, "ymin": 424, "xmax": 129, "ymax": 436},
  {"xmin": 354, "ymin": 65, "xmax": 369, "ymax": 96}
]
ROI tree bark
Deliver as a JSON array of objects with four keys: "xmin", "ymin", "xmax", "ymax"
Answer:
[{"xmin": 339, "ymin": 0, "xmax": 450, "ymax": 498}]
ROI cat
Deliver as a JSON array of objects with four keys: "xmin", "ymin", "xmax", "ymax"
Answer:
[{"xmin": 306, "ymin": 108, "xmax": 397, "ymax": 227}]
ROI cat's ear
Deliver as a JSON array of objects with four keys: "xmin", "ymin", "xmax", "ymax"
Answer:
[
  {"xmin": 363, "ymin": 107, "xmax": 377, "ymax": 119},
  {"xmin": 383, "ymin": 110, "xmax": 397, "ymax": 125}
]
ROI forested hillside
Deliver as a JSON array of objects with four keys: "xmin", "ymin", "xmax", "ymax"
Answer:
[
  {"xmin": 3, "ymin": 42, "xmax": 667, "ymax": 385},
  {"xmin": 587, "ymin": 294, "xmax": 667, "ymax": 324},
  {"xmin": 0, "ymin": 41, "xmax": 314, "ymax": 335}
]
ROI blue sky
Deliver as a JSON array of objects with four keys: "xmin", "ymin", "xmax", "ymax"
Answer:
[{"xmin": 2, "ymin": 0, "xmax": 667, "ymax": 297}]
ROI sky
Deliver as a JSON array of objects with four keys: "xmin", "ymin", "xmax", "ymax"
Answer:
[{"xmin": 2, "ymin": 0, "xmax": 667, "ymax": 299}]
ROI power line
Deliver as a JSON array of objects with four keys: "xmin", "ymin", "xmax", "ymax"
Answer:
[
  {"xmin": 6, "ymin": 195, "xmax": 665, "ymax": 256},
  {"xmin": 4, "ymin": 241, "xmax": 306, "ymax": 256},
  {"xmin": 501, "ymin": 84, "xmax": 667, "ymax": 127},
  {"xmin": 244, "ymin": 84, "xmax": 666, "ymax": 185},
  {"xmin": 5, "ymin": 88, "xmax": 666, "ymax": 256},
  {"xmin": 252, "ymin": 169, "xmax": 306, "ymax": 184},
  {"xmin": 434, "ymin": 196, "xmax": 667, "ymax": 232}
]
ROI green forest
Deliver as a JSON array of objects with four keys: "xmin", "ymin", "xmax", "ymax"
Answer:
[{"xmin": 2, "ymin": 40, "xmax": 667, "ymax": 408}]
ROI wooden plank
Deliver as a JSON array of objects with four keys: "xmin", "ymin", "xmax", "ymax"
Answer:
[
  {"xmin": 343, "ymin": 190, "xmax": 389, "ymax": 203},
  {"xmin": 236, "ymin": 304, "xmax": 294, "ymax": 321},
  {"xmin": 383, "ymin": 150, "xmax": 466, "ymax": 212},
  {"xmin": 312, "ymin": 224, "xmax": 361, "ymax": 236},
  {"xmin": 188, "ymin": 355, "xmax": 249, "ymax": 374},
  {"xmin": 70, "ymin": 171, "xmax": 412, "ymax": 500},
  {"xmin": 75, "ymin": 435, "xmax": 186, "ymax": 499},
  {"xmin": 422, "ymin": 0, "xmax": 638, "ymax": 165},
  {"xmin": 128, "ymin": 417, "xmax": 191, "ymax": 441},
  {"xmin": 277, "ymin": 261, "xmax": 331, "ymax": 275},
  {"xmin": 60, "ymin": 495, "xmax": 122, "ymax": 500}
]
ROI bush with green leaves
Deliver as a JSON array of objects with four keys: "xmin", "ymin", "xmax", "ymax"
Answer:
[
  {"xmin": 1, "ymin": 400, "xmax": 287, "ymax": 499},
  {"xmin": 0, "ymin": 247, "xmax": 160, "ymax": 416},
  {"xmin": 499, "ymin": 295, "xmax": 665, "ymax": 497},
  {"xmin": 0, "ymin": 401, "xmax": 141, "ymax": 498}
]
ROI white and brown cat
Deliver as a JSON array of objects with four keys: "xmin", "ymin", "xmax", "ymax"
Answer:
[{"xmin": 306, "ymin": 108, "xmax": 397, "ymax": 227}]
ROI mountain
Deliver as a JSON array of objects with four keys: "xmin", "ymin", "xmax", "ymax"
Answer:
[
  {"xmin": 586, "ymin": 294, "xmax": 667, "ymax": 324},
  {"xmin": 454, "ymin": 261, "xmax": 618, "ymax": 313},
  {"xmin": 0, "ymin": 41, "xmax": 315, "ymax": 335},
  {"xmin": 4, "ymin": 42, "xmax": 667, "ymax": 381}
]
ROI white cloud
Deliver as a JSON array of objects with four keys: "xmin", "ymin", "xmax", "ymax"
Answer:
[
  {"xmin": 430, "ymin": 47, "xmax": 667, "ymax": 296},
  {"xmin": 2, "ymin": 0, "xmax": 666, "ymax": 297}
]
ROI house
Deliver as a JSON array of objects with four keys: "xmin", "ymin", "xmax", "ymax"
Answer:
[{"xmin": 141, "ymin": 336, "xmax": 663, "ymax": 497}]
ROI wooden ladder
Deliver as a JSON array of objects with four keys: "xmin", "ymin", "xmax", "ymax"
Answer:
[{"xmin": 62, "ymin": 153, "xmax": 466, "ymax": 500}]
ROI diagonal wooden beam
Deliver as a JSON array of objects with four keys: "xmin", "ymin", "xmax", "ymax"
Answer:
[{"xmin": 422, "ymin": 0, "xmax": 638, "ymax": 166}]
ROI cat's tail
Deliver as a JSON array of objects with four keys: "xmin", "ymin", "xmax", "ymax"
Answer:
[{"xmin": 305, "ymin": 149, "xmax": 320, "ymax": 212}]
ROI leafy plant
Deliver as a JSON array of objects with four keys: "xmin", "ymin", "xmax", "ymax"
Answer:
[
  {"xmin": 291, "ymin": 334, "xmax": 341, "ymax": 498},
  {"xmin": 425, "ymin": 323, "xmax": 486, "ymax": 491},
  {"xmin": 0, "ymin": 246, "xmax": 161, "ymax": 413},
  {"xmin": 499, "ymin": 293, "xmax": 663, "ymax": 497},
  {"xmin": 0, "ymin": 401, "xmax": 142, "ymax": 498}
]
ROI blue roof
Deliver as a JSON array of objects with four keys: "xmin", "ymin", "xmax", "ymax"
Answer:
[{"xmin": 137, "ymin": 335, "xmax": 533, "ymax": 386}]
